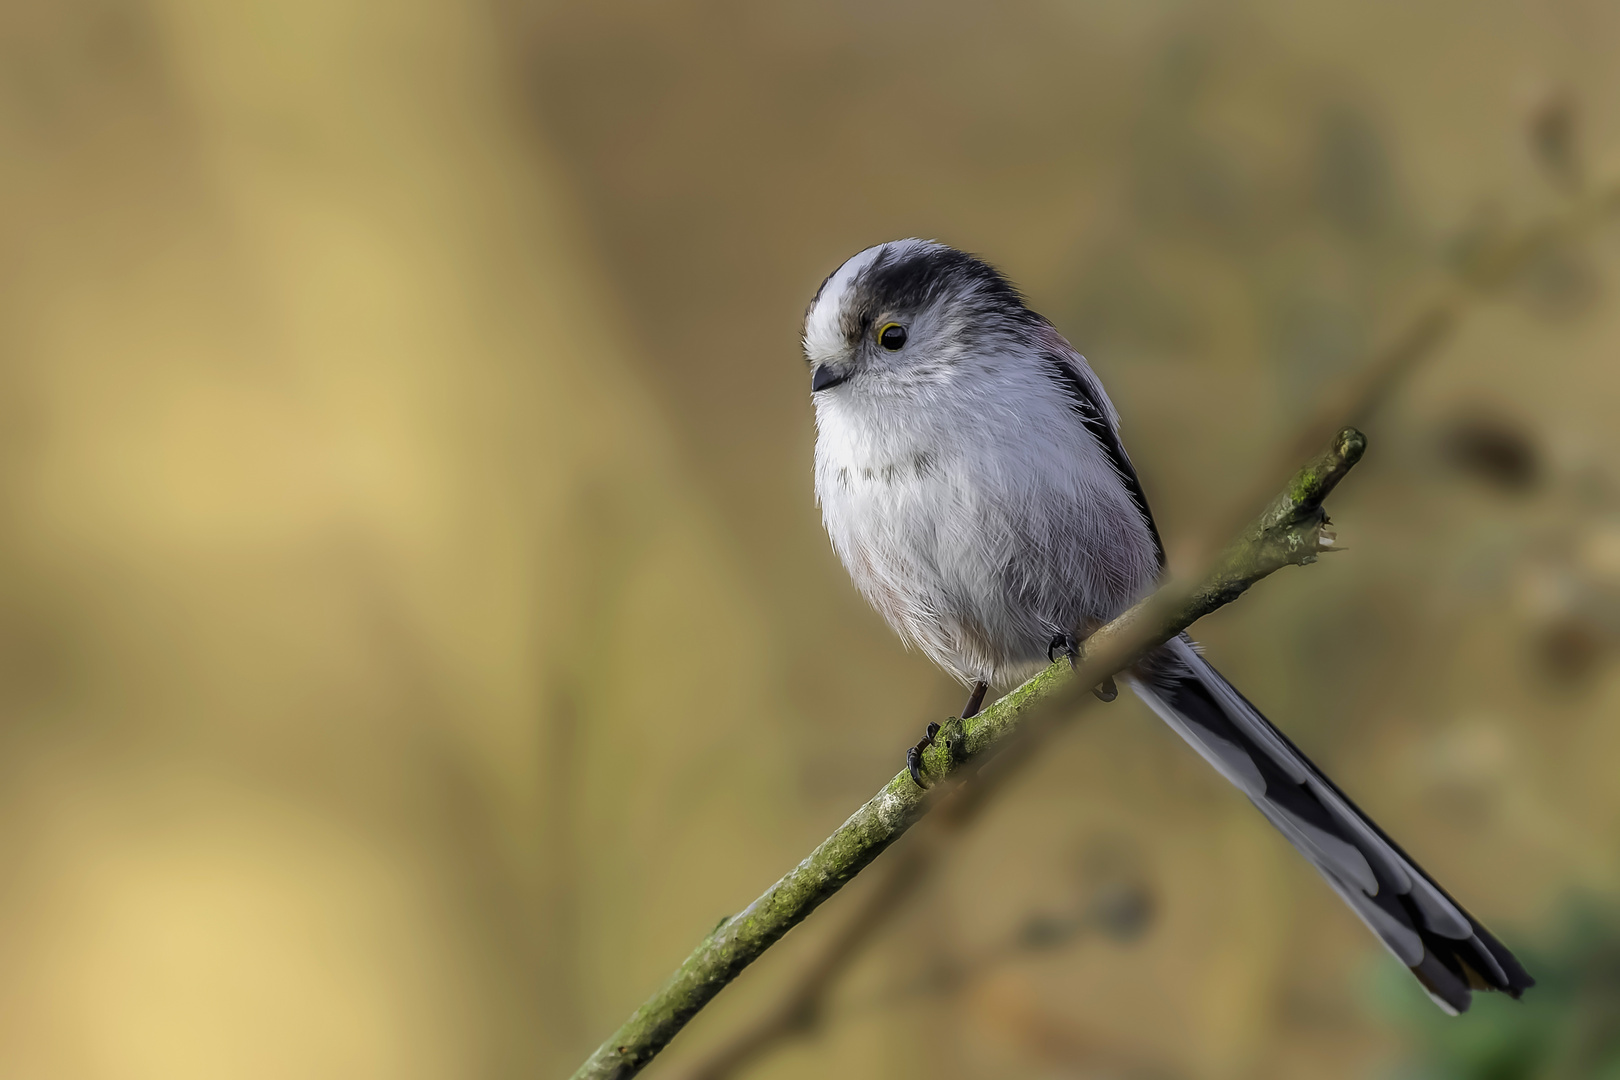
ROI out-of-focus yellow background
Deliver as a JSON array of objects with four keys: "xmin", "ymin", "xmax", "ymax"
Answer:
[{"xmin": 2, "ymin": 1, "xmax": 1619, "ymax": 1078}]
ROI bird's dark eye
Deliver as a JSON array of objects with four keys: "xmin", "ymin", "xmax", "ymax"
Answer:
[{"xmin": 877, "ymin": 322, "xmax": 907, "ymax": 350}]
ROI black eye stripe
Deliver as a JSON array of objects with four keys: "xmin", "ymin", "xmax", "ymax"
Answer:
[{"xmin": 878, "ymin": 323, "xmax": 907, "ymax": 350}]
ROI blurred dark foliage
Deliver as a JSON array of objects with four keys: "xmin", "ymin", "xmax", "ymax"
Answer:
[
  {"xmin": 1438, "ymin": 411, "xmax": 1543, "ymax": 495},
  {"xmin": 845, "ymin": 839, "xmax": 1158, "ymax": 1019},
  {"xmin": 1379, "ymin": 896, "xmax": 1620, "ymax": 1080},
  {"xmin": 1529, "ymin": 92, "xmax": 1583, "ymax": 194}
]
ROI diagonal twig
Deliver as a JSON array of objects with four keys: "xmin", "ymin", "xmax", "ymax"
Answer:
[{"xmin": 570, "ymin": 429, "xmax": 1367, "ymax": 1080}]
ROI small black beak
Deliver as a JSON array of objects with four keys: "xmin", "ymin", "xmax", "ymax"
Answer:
[{"xmin": 811, "ymin": 365, "xmax": 851, "ymax": 392}]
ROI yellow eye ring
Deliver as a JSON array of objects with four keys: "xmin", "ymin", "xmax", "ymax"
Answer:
[{"xmin": 877, "ymin": 322, "xmax": 907, "ymax": 350}]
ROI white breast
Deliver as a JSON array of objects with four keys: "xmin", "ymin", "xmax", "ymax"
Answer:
[{"xmin": 814, "ymin": 360, "xmax": 1157, "ymax": 688}]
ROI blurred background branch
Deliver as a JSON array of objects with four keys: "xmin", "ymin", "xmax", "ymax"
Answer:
[
  {"xmin": 669, "ymin": 772, "xmax": 1160, "ymax": 1080},
  {"xmin": 1199, "ymin": 161, "xmax": 1620, "ymax": 565}
]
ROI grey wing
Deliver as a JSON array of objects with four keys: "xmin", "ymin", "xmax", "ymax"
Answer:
[{"xmin": 1035, "ymin": 332, "xmax": 1166, "ymax": 570}]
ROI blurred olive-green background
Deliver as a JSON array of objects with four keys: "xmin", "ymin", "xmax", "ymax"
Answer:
[{"xmin": 3, "ymin": 1, "xmax": 1620, "ymax": 1078}]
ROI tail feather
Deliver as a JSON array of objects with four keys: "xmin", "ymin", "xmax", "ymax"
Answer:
[{"xmin": 1125, "ymin": 636, "xmax": 1534, "ymax": 1014}]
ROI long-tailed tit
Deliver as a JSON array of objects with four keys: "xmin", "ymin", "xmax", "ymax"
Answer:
[{"xmin": 804, "ymin": 239, "xmax": 1532, "ymax": 1013}]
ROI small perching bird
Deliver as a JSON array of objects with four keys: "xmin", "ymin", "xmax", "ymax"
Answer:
[{"xmin": 804, "ymin": 239, "xmax": 1533, "ymax": 1014}]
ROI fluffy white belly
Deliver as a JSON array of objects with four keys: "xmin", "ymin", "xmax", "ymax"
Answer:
[{"xmin": 814, "ymin": 396, "xmax": 1154, "ymax": 687}]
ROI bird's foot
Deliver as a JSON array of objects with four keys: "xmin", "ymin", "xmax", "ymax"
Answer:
[
  {"xmin": 907, "ymin": 721, "xmax": 942, "ymax": 788},
  {"xmin": 1046, "ymin": 634, "xmax": 1116, "ymax": 700}
]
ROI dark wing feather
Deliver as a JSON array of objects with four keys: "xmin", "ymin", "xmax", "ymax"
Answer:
[{"xmin": 1038, "ymin": 345, "xmax": 1166, "ymax": 570}]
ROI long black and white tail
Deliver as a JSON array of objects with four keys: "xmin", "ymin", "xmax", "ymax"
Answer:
[{"xmin": 1125, "ymin": 636, "xmax": 1534, "ymax": 1013}]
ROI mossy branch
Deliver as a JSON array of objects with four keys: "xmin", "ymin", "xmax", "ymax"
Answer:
[{"xmin": 570, "ymin": 428, "xmax": 1366, "ymax": 1080}]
